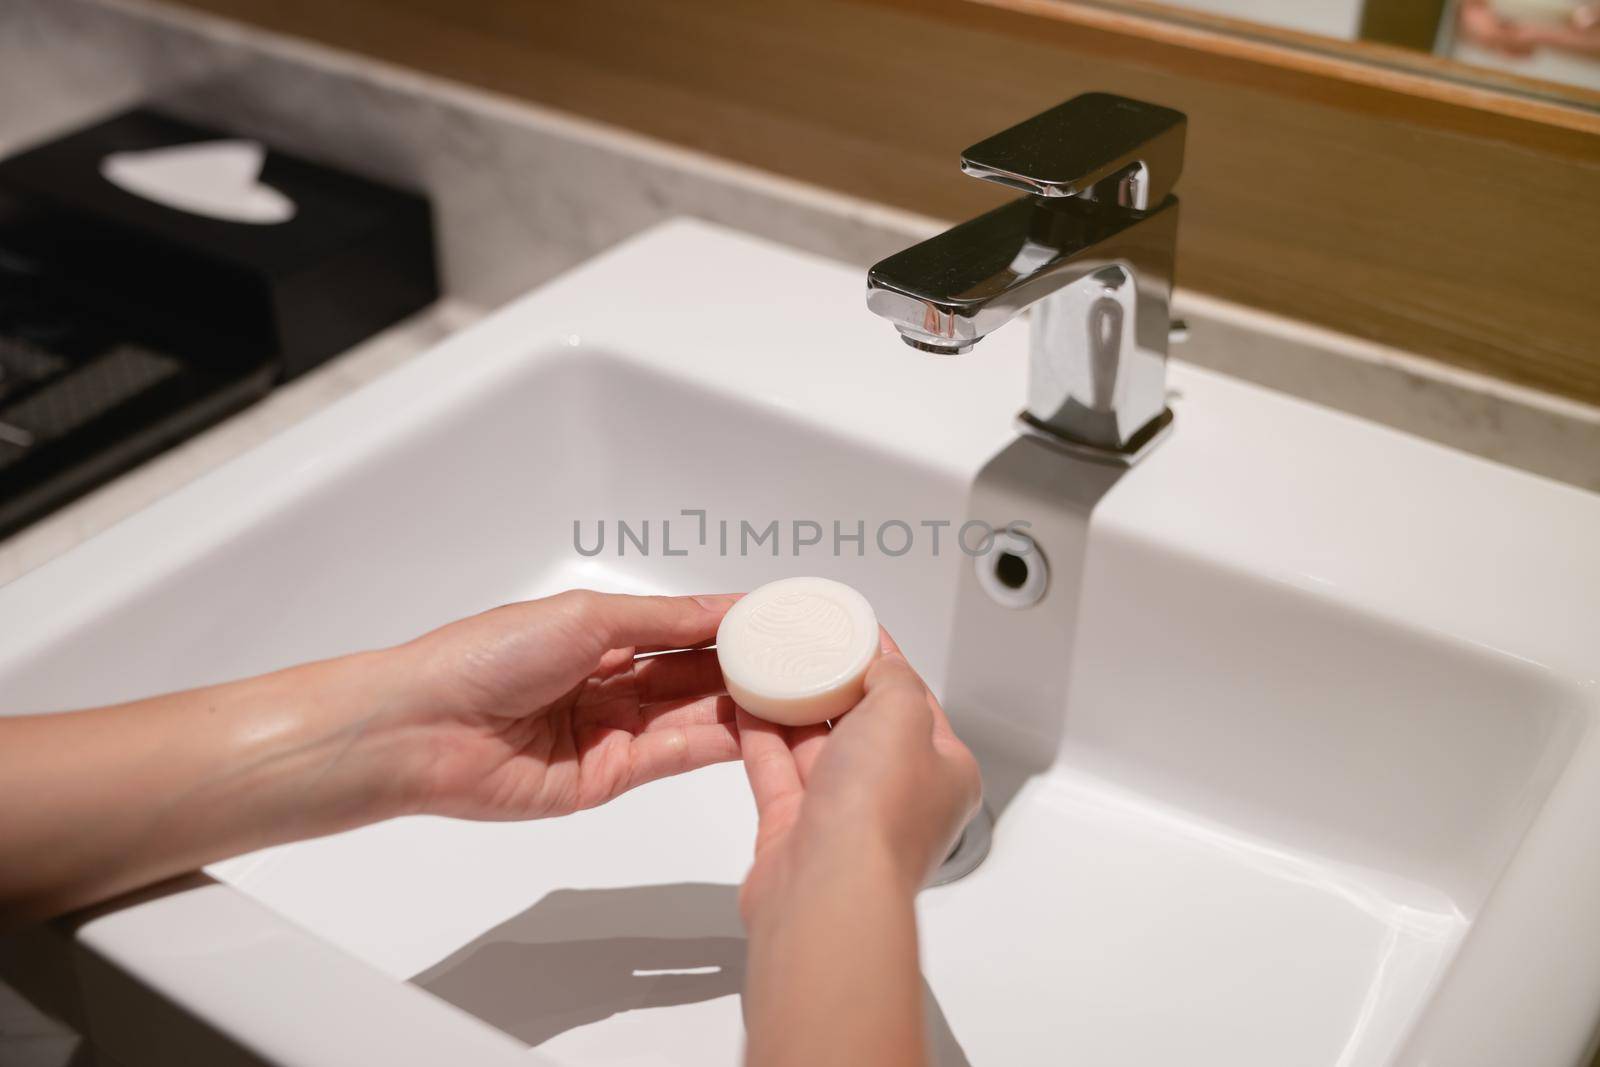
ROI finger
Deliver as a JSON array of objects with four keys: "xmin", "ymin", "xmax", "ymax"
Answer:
[
  {"xmin": 858, "ymin": 651, "xmax": 944, "ymax": 743},
  {"xmin": 553, "ymin": 590, "xmax": 734, "ymax": 656},
  {"xmin": 911, "ymin": 684, "xmax": 981, "ymax": 810},
  {"xmin": 631, "ymin": 593, "xmax": 743, "ymax": 653},
  {"xmin": 924, "ymin": 685, "xmax": 961, "ymax": 745},
  {"xmin": 591, "ymin": 645, "xmax": 639, "ymax": 686},
  {"xmin": 874, "ymin": 631, "xmax": 958, "ymax": 743},
  {"xmin": 566, "ymin": 650, "xmax": 648, "ymax": 725},
  {"xmin": 623, "ymin": 722, "xmax": 741, "ymax": 793},
  {"xmin": 864, "ymin": 650, "xmax": 933, "ymax": 705},
  {"xmin": 629, "ymin": 593, "xmax": 741, "ymax": 654},
  {"xmin": 874, "ymin": 627, "xmax": 945, "ymax": 724},
  {"xmin": 736, "ymin": 707, "xmax": 800, "ymax": 818},
  {"xmin": 820, "ymin": 627, "xmax": 892, "ymax": 726},
  {"xmin": 642, "ymin": 693, "xmax": 737, "ymax": 730},
  {"xmin": 789, "ymin": 721, "xmax": 831, "ymax": 784},
  {"xmin": 632, "ymin": 647, "xmax": 726, "ymax": 705}
]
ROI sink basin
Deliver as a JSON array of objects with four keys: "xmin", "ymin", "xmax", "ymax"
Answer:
[{"xmin": 2, "ymin": 219, "xmax": 1597, "ymax": 1067}]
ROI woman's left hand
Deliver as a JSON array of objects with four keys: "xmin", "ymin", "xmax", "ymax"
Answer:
[
  {"xmin": 0, "ymin": 589, "xmax": 739, "ymax": 925},
  {"xmin": 387, "ymin": 590, "xmax": 740, "ymax": 819}
]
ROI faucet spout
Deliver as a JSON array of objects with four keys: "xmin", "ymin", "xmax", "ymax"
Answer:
[{"xmin": 864, "ymin": 93, "xmax": 1185, "ymax": 460}]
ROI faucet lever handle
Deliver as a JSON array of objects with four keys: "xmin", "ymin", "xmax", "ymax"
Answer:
[{"xmin": 960, "ymin": 93, "xmax": 1186, "ymax": 211}]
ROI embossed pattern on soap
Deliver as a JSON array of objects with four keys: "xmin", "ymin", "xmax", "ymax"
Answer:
[{"xmin": 741, "ymin": 591, "xmax": 858, "ymax": 682}]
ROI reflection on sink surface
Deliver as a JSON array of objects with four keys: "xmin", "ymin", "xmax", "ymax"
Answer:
[
  {"xmin": 2, "ymin": 220, "xmax": 1597, "ymax": 1066},
  {"xmin": 413, "ymin": 883, "xmax": 749, "ymax": 1055}
]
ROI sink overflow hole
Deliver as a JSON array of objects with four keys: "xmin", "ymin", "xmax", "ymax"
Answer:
[
  {"xmin": 995, "ymin": 551, "xmax": 1029, "ymax": 590},
  {"xmin": 975, "ymin": 528, "xmax": 1049, "ymax": 609}
]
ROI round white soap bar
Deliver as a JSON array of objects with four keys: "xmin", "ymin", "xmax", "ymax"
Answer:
[{"xmin": 717, "ymin": 577, "xmax": 880, "ymax": 726}]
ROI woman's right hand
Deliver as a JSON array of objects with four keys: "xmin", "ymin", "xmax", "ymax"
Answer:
[{"xmin": 735, "ymin": 634, "xmax": 982, "ymax": 927}]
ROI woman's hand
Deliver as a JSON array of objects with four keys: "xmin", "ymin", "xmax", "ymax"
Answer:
[
  {"xmin": 736, "ymin": 635, "xmax": 981, "ymax": 1067},
  {"xmin": 0, "ymin": 589, "xmax": 738, "ymax": 925},
  {"xmin": 736, "ymin": 634, "xmax": 981, "ymax": 922},
  {"xmin": 389, "ymin": 590, "xmax": 740, "ymax": 819}
]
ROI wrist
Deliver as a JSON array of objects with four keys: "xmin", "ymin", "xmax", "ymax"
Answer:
[
  {"xmin": 314, "ymin": 646, "xmax": 440, "ymax": 822},
  {"xmin": 230, "ymin": 648, "xmax": 429, "ymax": 832},
  {"xmin": 746, "ymin": 821, "xmax": 922, "ymax": 936}
]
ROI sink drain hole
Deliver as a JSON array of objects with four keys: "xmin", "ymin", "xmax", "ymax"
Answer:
[{"xmin": 930, "ymin": 804, "xmax": 993, "ymax": 887}]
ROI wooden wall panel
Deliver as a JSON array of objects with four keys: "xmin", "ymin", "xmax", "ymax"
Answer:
[{"xmin": 163, "ymin": 0, "xmax": 1600, "ymax": 406}]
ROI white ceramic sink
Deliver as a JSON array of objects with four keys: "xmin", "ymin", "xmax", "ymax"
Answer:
[{"xmin": 2, "ymin": 220, "xmax": 1597, "ymax": 1066}]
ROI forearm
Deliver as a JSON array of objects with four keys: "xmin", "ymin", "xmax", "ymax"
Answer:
[
  {"xmin": 0, "ymin": 650, "xmax": 418, "ymax": 925},
  {"xmin": 743, "ymin": 833, "xmax": 928, "ymax": 1067}
]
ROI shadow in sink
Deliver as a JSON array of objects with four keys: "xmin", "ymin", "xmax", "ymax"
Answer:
[
  {"xmin": 410, "ymin": 882, "xmax": 971, "ymax": 1064},
  {"xmin": 411, "ymin": 883, "xmax": 743, "ymax": 1048}
]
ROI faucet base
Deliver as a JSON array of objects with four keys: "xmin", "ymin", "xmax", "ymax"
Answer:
[{"xmin": 1015, "ymin": 407, "xmax": 1174, "ymax": 467}]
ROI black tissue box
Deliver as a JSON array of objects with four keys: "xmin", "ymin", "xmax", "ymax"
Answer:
[
  {"xmin": 0, "ymin": 109, "xmax": 438, "ymax": 538},
  {"xmin": 0, "ymin": 109, "xmax": 438, "ymax": 379}
]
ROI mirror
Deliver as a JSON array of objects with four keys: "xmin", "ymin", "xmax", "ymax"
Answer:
[{"xmin": 1100, "ymin": 0, "xmax": 1600, "ymax": 101}]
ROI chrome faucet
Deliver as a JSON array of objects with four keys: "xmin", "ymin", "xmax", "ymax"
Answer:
[{"xmin": 866, "ymin": 93, "xmax": 1185, "ymax": 462}]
